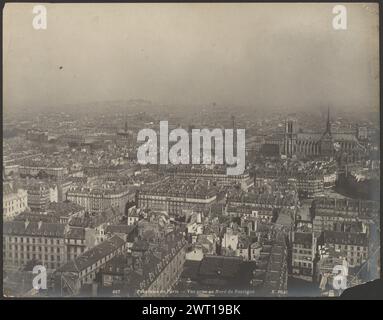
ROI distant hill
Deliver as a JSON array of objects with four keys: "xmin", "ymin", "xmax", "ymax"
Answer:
[{"xmin": 5, "ymin": 99, "xmax": 154, "ymax": 118}]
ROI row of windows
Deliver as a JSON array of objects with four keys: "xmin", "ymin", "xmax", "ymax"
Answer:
[
  {"xmin": 293, "ymin": 261, "xmax": 312, "ymax": 268},
  {"xmin": 68, "ymin": 249, "xmax": 85, "ymax": 258},
  {"xmin": 334, "ymin": 244, "xmax": 367, "ymax": 251},
  {"xmin": 293, "ymin": 249, "xmax": 312, "ymax": 255},
  {"xmin": 3, "ymin": 201, "xmax": 27, "ymax": 213},
  {"xmin": 66, "ymin": 238, "xmax": 85, "ymax": 245},
  {"xmin": 348, "ymin": 258, "xmax": 364, "ymax": 266},
  {"xmin": 4, "ymin": 244, "xmax": 63, "ymax": 253},
  {"xmin": 316, "ymin": 216, "xmax": 357, "ymax": 222},
  {"xmin": 5, "ymin": 252, "xmax": 62, "ymax": 261},
  {"xmin": 4, "ymin": 259, "xmax": 61, "ymax": 270},
  {"xmin": 346, "ymin": 252, "xmax": 367, "ymax": 258},
  {"xmin": 5, "ymin": 236, "xmax": 63, "ymax": 245},
  {"xmin": 4, "ymin": 198, "xmax": 27, "ymax": 206},
  {"xmin": 316, "ymin": 206, "xmax": 373, "ymax": 213}
]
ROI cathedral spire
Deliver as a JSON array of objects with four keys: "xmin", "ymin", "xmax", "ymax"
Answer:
[{"xmin": 326, "ymin": 106, "xmax": 331, "ymax": 134}]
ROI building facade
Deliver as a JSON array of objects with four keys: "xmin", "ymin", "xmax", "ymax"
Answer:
[
  {"xmin": 137, "ymin": 179, "xmax": 217, "ymax": 216},
  {"xmin": 3, "ymin": 183, "xmax": 28, "ymax": 221},
  {"xmin": 291, "ymin": 232, "xmax": 316, "ymax": 279},
  {"xmin": 318, "ymin": 231, "xmax": 368, "ymax": 268},
  {"xmin": 53, "ymin": 235, "xmax": 128, "ymax": 296},
  {"xmin": 3, "ymin": 221, "xmax": 67, "ymax": 272},
  {"xmin": 27, "ymin": 183, "xmax": 51, "ymax": 212},
  {"xmin": 67, "ymin": 187, "xmax": 135, "ymax": 214},
  {"xmin": 312, "ymin": 197, "xmax": 378, "ymax": 233}
]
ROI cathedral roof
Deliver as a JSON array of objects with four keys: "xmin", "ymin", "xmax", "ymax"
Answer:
[
  {"xmin": 296, "ymin": 132, "xmax": 357, "ymax": 142},
  {"xmin": 296, "ymin": 133, "xmax": 322, "ymax": 140},
  {"xmin": 331, "ymin": 133, "xmax": 358, "ymax": 142}
]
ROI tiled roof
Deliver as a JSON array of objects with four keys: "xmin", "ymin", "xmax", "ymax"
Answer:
[
  {"xmin": 198, "ymin": 255, "xmax": 243, "ymax": 278},
  {"xmin": 4, "ymin": 221, "xmax": 66, "ymax": 238},
  {"xmin": 56, "ymin": 235, "xmax": 125, "ymax": 273},
  {"xmin": 105, "ymin": 224, "xmax": 135, "ymax": 235},
  {"xmin": 48, "ymin": 201, "xmax": 84, "ymax": 216},
  {"xmin": 66, "ymin": 227, "xmax": 85, "ymax": 240}
]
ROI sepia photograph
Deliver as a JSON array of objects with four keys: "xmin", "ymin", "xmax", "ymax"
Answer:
[{"xmin": 2, "ymin": 2, "xmax": 381, "ymax": 301}]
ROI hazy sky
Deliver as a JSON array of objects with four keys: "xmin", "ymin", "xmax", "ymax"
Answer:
[{"xmin": 3, "ymin": 3, "xmax": 379, "ymax": 114}]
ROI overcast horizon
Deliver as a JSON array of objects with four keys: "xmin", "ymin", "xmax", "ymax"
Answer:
[{"xmin": 3, "ymin": 3, "xmax": 379, "ymax": 115}]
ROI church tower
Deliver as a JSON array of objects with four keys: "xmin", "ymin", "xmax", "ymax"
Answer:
[
  {"xmin": 320, "ymin": 107, "xmax": 334, "ymax": 156},
  {"xmin": 325, "ymin": 106, "xmax": 331, "ymax": 134},
  {"xmin": 284, "ymin": 117, "xmax": 297, "ymax": 157}
]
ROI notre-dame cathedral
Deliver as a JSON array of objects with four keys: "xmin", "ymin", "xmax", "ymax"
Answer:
[{"xmin": 283, "ymin": 108, "xmax": 364, "ymax": 158}]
